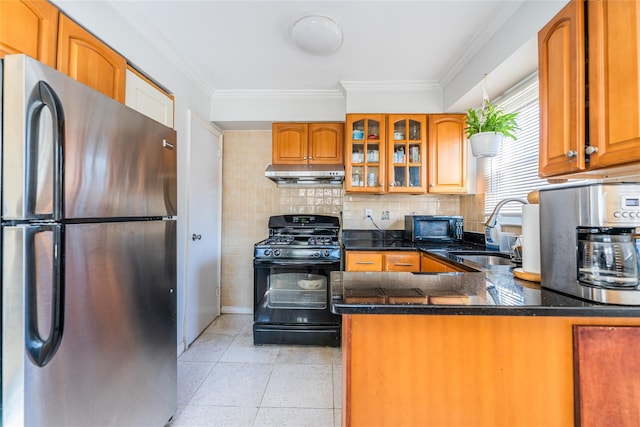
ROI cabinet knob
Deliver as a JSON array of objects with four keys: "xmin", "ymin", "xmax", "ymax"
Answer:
[
  {"xmin": 303, "ymin": 156, "xmax": 307, "ymax": 160},
  {"xmin": 309, "ymin": 156, "xmax": 312, "ymax": 159},
  {"xmin": 585, "ymin": 146, "xmax": 599, "ymax": 155},
  {"xmin": 566, "ymin": 150, "xmax": 578, "ymax": 159}
]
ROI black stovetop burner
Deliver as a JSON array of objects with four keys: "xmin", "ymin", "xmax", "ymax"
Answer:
[{"xmin": 255, "ymin": 214, "xmax": 341, "ymax": 260}]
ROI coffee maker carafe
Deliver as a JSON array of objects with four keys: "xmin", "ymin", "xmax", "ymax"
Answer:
[{"xmin": 540, "ymin": 183, "xmax": 640, "ymax": 305}]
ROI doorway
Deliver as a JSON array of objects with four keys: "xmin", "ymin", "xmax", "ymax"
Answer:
[{"xmin": 183, "ymin": 111, "xmax": 222, "ymax": 346}]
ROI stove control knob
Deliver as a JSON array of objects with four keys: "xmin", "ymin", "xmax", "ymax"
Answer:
[
  {"xmin": 313, "ymin": 251, "xmax": 321, "ymax": 258},
  {"xmin": 264, "ymin": 249, "xmax": 271, "ymax": 256},
  {"xmin": 323, "ymin": 250, "xmax": 331, "ymax": 257},
  {"xmin": 273, "ymin": 249, "xmax": 281, "ymax": 257}
]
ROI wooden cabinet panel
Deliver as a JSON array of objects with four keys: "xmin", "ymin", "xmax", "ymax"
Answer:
[
  {"xmin": 343, "ymin": 314, "xmax": 640, "ymax": 427},
  {"xmin": 419, "ymin": 253, "xmax": 467, "ymax": 272},
  {"xmin": 538, "ymin": 0, "xmax": 585, "ymax": 178},
  {"xmin": 345, "ymin": 252, "xmax": 383, "ymax": 272},
  {"xmin": 428, "ymin": 114, "xmax": 468, "ymax": 193},
  {"xmin": 420, "ymin": 253, "xmax": 451, "ymax": 272},
  {"xmin": 57, "ymin": 14, "xmax": 126, "ymax": 103},
  {"xmin": 0, "ymin": 0, "xmax": 58, "ymax": 68},
  {"xmin": 308, "ymin": 123, "xmax": 343, "ymax": 164},
  {"xmin": 384, "ymin": 252, "xmax": 420, "ymax": 272},
  {"xmin": 574, "ymin": 325, "xmax": 640, "ymax": 427},
  {"xmin": 588, "ymin": 0, "xmax": 640, "ymax": 169},
  {"xmin": 272, "ymin": 123, "xmax": 308, "ymax": 164}
]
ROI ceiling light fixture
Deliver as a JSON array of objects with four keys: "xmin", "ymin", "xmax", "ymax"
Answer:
[{"xmin": 291, "ymin": 15, "xmax": 343, "ymax": 55}]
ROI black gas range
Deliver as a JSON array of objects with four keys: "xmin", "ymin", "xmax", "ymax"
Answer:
[{"xmin": 253, "ymin": 215, "xmax": 341, "ymax": 346}]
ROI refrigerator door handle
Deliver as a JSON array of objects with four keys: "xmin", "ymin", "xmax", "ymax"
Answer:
[
  {"xmin": 26, "ymin": 80, "xmax": 65, "ymax": 220},
  {"xmin": 25, "ymin": 225, "xmax": 65, "ymax": 367}
]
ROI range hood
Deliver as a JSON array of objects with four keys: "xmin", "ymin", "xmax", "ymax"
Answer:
[{"xmin": 265, "ymin": 164, "xmax": 345, "ymax": 187}]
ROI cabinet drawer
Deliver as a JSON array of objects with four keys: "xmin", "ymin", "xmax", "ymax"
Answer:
[
  {"xmin": 345, "ymin": 252, "xmax": 383, "ymax": 272},
  {"xmin": 385, "ymin": 252, "xmax": 420, "ymax": 272}
]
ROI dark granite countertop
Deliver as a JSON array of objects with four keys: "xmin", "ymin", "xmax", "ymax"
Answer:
[
  {"xmin": 342, "ymin": 229, "xmax": 485, "ymax": 252},
  {"xmin": 335, "ymin": 230, "xmax": 640, "ymax": 317}
]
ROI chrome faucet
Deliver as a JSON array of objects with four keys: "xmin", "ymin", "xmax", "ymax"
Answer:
[{"xmin": 484, "ymin": 198, "xmax": 528, "ymax": 228}]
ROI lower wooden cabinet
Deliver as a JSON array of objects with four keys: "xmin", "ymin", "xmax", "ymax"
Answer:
[
  {"xmin": 344, "ymin": 252, "xmax": 383, "ymax": 272},
  {"xmin": 345, "ymin": 251, "xmax": 419, "ymax": 272},
  {"xmin": 420, "ymin": 253, "xmax": 466, "ymax": 272},
  {"xmin": 341, "ymin": 314, "xmax": 640, "ymax": 427},
  {"xmin": 384, "ymin": 252, "xmax": 420, "ymax": 272}
]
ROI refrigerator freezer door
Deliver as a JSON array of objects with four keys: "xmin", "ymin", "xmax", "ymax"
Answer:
[
  {"xmin": 2, "ymin": 220, "xmax": 177, "ymax": 426},
  {"xmin": 2, "ymin": 54, "xmax": 177, "ymax": 221}
]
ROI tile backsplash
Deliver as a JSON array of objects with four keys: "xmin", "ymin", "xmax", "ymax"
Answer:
[
  {"xmin": 220, "ymin": 130, "xmax": 486, "ymax": 312},
  {"xmin": 342, "ymin": 193, "xmax": 461, "ymax": 230}
]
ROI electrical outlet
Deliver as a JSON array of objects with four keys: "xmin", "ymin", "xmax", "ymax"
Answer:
[
  {"xmin": 381, "ymin": 211, "xmax": 390, "ymax": 220},
  {"xmin": 365, "ymin": 209, "xmax": 372, "ymax": 218}
]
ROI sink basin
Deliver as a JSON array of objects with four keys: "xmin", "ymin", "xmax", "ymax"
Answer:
[
  {"xmin": 448, "ymin": 251, "xmax": 516, "ymax": 267},
  {"xmin": 457, "ymin": 255, "xmax": 515, "ymax": 266}
]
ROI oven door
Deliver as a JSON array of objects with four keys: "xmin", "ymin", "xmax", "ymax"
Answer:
[{"xmin": 253, "ymin": 259, "xmax": 340, "ymax": 326}]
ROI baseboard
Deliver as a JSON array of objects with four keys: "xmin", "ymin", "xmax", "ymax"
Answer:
[{"xmin": 221, "ymin": 306, "xmax": 252, "ymax": 314}]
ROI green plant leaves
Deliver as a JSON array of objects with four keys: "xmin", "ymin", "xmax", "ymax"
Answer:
[{"xmin": 465, "ymin": 100, "xmax": 520, "ymax": 140}]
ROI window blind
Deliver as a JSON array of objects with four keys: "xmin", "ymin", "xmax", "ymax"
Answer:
[{"xmin": 483, "ymin": 74, "xmax": 552, "ymax": 214}]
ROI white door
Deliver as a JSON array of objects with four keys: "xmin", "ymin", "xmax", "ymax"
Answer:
[{"xmin": 184, "ymin": 111, "xmax": 222, "ymax": 345}]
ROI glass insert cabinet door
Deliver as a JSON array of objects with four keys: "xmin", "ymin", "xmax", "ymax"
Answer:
[
  {"xmin": 387, "ymin": 114, "xmax": 427, "ymax": 193},
  {"xmin": 346, "ymin": 114, "xmax": 386, "ymax": 193}
]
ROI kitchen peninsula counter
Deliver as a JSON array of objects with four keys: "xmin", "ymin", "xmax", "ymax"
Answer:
[{"xmin": 334, "ymin": 246, "xmax": 640, "ymax": 426}]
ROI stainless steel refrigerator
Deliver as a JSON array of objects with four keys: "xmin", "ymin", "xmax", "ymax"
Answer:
[{"xmin": 1, "ymin": 54, "xmax": 177, "ymax": 426}]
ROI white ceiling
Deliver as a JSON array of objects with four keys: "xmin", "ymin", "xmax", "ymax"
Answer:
[{"xmin": 121, "ymin": 0, "xmax": 524, "ymax": 93}]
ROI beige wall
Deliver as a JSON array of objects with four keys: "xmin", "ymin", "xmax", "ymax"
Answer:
[
  {"xmin": 221, "ymin": 130, "xmax": 486, "ymax": 312},
  {"xmin": 221, "ymin": 131, "xmax": 342, "ymax": 311}
]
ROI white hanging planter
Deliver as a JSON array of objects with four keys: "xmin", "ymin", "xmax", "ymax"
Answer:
[{"xmin": 469, "ymin": 131, "xmax": 504, "ymax": 157}]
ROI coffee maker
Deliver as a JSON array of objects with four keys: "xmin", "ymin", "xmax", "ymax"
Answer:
[{"xmin": 539, "ymin": 183, "xmax": 640, "ymax": 305}]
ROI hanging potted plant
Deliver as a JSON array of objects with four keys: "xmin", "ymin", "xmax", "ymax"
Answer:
[{"xmin": 465, "ymin": 100, "xmax": 519, "ymax": 157}]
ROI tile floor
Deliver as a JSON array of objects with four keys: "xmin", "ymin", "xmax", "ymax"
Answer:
[{"xmin": 169, "ymin": 314, "xmax": 342, "ymax": 427}]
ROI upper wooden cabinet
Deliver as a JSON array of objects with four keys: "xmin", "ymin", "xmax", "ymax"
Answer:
[
  {"xmin": 57, "ymin": 14, "xmax": 126, "ymax": 103},
  {"xmin": 539, "ymin": 0, "xmax": 640, "ymax": 178},
  {"xmin": 272, "ymin": 122, "xmax": 344, "ymax": 165},
  {"xmin": 0, "ymin": 0, "xmax": 59, "ymax": 68},
  {"xmin": 345, "ymin": 114, "xmax": 387, "ymax": 193},
  {"xmin": 587, "ymin": 0, "xmax": 640, "ymax": 170},
  {"xmin": 345, "ymin": 113, "xmax": 470, "ymax": 194},
  {"xmin": 125, "ymin": 66, "xmax": 175, "ymax": 127},
  {"xmin": 387, "ymin": 114, "xmax": 428, "ymax": 193},
  {"xmin": 428, "ymin": 114, "xmax": 468, "ymax": 193}
]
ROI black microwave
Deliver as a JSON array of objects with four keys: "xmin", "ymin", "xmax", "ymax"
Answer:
[{"xmin": 404, "ymin": 215, "xmax": 464, "ymax": 242}]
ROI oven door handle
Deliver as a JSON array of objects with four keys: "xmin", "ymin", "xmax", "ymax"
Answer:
[{"xmin": 254, "ymin": 259, "xmax": 340, "ymax": 267}]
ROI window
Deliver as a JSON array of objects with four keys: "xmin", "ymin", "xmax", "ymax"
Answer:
[{"xmin": 482, "ymin": 74, "xmax": 551, "ymax": 214}]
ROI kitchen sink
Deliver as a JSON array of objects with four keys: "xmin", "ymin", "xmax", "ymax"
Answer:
[{"xmin": 448, "ymin": 251, "xmax": 516, "ymax": 267}]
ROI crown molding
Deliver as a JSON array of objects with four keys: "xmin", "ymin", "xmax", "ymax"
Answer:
[
  {"xmin": 439, "ymin": 0, "xmax": 524, "ymax": 87},
  {"xmin": 212, "ymin": 89, "xmax": 345, "ymax": 99},
  {"xmin": 340, "ymin": 80, "xmax": 441, "ymax": 93},
  {"xmin": 107, "ymin": 1, "xmax": 215, "ymax": 98}
]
